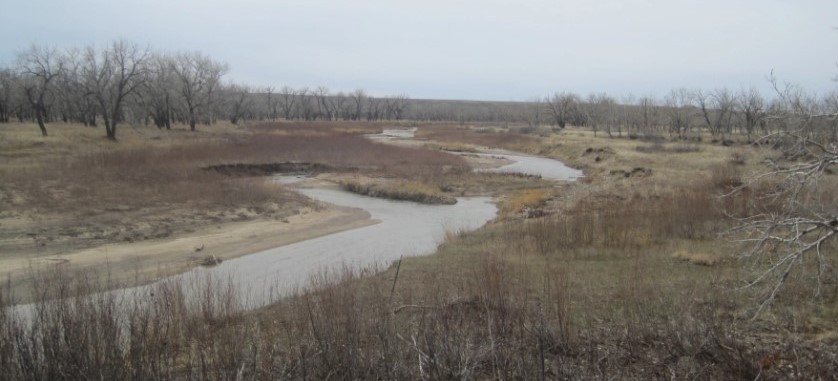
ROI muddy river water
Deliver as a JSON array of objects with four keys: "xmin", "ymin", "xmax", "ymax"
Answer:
[{"xmin": 176, "ymin": 185, "xmax": 498, "ymax": 305}]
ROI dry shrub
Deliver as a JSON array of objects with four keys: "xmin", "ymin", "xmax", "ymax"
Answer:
[
  {"xmin": 500, "ymin": 188, "xmax": 551, "ymax": 216},
  {"xmin": 2, "ymin": 241, "xmax": 834, "ymax": 379},
  {"xmin": 729, "ymin": 150, "xmax": 748, "ymax": 165},
  {"xmin": 710, "ymin": 162, "xmax": 743, "ymax": 190},
  {"xmin": 424, "ymin": 141, "xmax": 480, "ymax": 153},
  {"xmin": 339, "ymin": 178, "xmax": 456, "ymax": 204}
]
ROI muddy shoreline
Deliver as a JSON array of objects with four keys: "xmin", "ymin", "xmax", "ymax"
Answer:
[{"xmin": 0, "ymin": 203, "xmax": 374, "ymax": 304}]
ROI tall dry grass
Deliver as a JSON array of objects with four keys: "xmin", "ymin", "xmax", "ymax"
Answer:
[
  {"xmin": 1, "ymin": 165, "xmax": 834, "ymax": 379},
  {"xmin": 339, "ymin": 178, "xmax": 457, "ymax": 204},
  {"xmin": 3, "ymin": 225, "xmax": 832, "ymax": 379}
]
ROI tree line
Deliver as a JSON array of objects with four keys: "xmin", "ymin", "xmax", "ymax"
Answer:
[
  {"xmin": 1, "ymin": 40, "xmax": 836, "ymax": 143},
  {"xmin": 530, "ymin": 86, "xmax": 837, "ymax": 143},
  {"xmin": 0, "ymin": 41, "xmax": 412, "ymax": 140}
]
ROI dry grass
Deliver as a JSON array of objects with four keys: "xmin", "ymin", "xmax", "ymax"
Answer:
[
  {"xmin": 424, "ymin": 141, "xmax": 481, "ymax": 153},
  {"xmin": 499, "ymin": 188, "xmax": 552, "ymax": 217},
  {"xmin": 3, "ymin": 210, "xmax": 834, "ymax": 379},
  {"xmin": 1, "ymin": 121, "xmax": 835, "ymax": 379}
]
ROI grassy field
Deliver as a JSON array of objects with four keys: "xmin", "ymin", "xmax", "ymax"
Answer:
[{"xmin": 0, "ymin": 121, "xmax": 835, "ymax": 379}]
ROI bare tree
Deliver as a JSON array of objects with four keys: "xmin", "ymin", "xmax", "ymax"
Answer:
[
  {"xmin": 225, "ymin": 83, "xmax": 253, "ymax": 125},
  {"xmin": 730, "ymin": 76, "xmax": 837, "ymax": 316},
  {"xmin": 203, "ymin": 60, "xmax": 228, "ymax": 125},
  {"xmin": 279, "ymin": 86, "xmax": 297, "ymax": 120},
  {"xmin": 664, "ymin": 88, "xmax": 695, "ymax": 138},
  {"xmin": 388, "ymin": 94, "xmax": 410, "ymax": 120},
  {"xmin": 81, "ymin": 41, "xmax": 149, "ymax": 140},
  {"xmin": 296, "ymin": 87, "xmax": 313, "ymax": 120},
  {"xmin": 332, "ymin": 91, "xmax": 350, "ymax": 120},
  {"xmin": 635, "ymin": 95, "xmax": 659, "ymax": 136},
  {"xmin": 0, "ymin": 67, "xmax": 19, "ymax": 123},
  {"xmin": 695, "ymin": 88, "xmax": 737, "ymax": 139},
  {"xmin": 313, "ymin": 86, "xmax": 331, "ymax": 120},
  {"xmin": 585, "ymin": 93, "xmax": 618, "ymax": 137},
  {"xmin": 265, "ymin": 86, "xmax": 279, "ymax": 120},
  {"xmin": 546, "ymin": 92, "xmax": 580, "ymax": 129},
  {"xmin": 57, "ymin": 49, "xmax": 98, "ymax": 127},
  {"xmin": 141, "ymin": 54, "xmax": 177, "ymax": 129},
  {"xmin": 17, "ymin": 45, "xmax": 64, "ymax": 136},
  {"xmin": 172, "ymin": 52, "xmax": 213, "ymax": 131},
  {"xmin": 736, "ymin": 88, "xmax": 766, "ymax": 140},
  {"xmin": 350, "ymin": 89, "xmax": 366, "ymax": 121},
  {"xmin": 365, "ymin": 95, "xmax": 382, "ymax": 121}
]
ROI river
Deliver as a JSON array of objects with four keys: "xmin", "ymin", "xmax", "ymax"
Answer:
[{"xmin": 10, "ymin": 127, "xmax": 581, "ymax": 312}]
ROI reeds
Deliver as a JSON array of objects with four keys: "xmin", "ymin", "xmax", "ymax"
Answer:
[{"xmin": 339, "ymin": 178, "xmax": 457, "ymax": 204}]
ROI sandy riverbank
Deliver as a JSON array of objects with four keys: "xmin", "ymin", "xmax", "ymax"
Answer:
[{"xmin": 1, "ymin": 204, "xmax": 375, "ymax": 303}]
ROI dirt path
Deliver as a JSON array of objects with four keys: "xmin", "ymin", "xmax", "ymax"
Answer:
[{"xmin": 1, "ymin": 205, "xmax": 375, "ymax": 303}]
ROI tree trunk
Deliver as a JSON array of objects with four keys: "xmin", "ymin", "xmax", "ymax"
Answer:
[
  {"xmin": 165, "ymin": 95, "xmax": 172, "ymax": 130},
  {"xmin": 35, "ymin": 108, "xmax": 48, "ymax": 136},
  {"xmin": 102, "ymin": 113, "xmax": 117, "ymax": 141}
]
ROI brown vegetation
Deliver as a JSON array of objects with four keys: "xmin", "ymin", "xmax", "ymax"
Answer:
[
  {"xmin": 1, "ymin": 121, "xmax": 835, "ymax": 379},
  {"xmin": 339, "ymin": 177, "xmax": 457, "ymax": 205}
]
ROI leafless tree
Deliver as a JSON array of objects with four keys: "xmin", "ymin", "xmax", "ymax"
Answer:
[
  {"xmin": 224, "ymin": 83, "xmax": 253, "ymax": 125},
  {"xmin": 546, "ymin": 92, "xmax": 580, "ymax": 129},
  {"xmin": 664, "ymin": 88, "xmax": 695, "ymax": 138},
  {"xmin": 387, "ymin": 94, "xmax": 410, "ymax": 120},
  {"xmin": 735, "ymin": 88, "xmax": 766, "ymax": 140},
  {"xmin": 313, "ymin": 86, "xmax": 331, "ymax": 120},
  {"xmin": 0, "ymin": 67, "xmax": 19, "ymax": 123},
  {"xmin": 81, "ymin": 41, "xmax": 149, "ymax": 140},
  {"xmin": 172, "ymin": 52, "xmax": 216, "ymax": 131},
  {"xmin": 635, "ymin": 95, "xmax": 659, "ymax": 136},
  {"xmin": 295, "ymin": 87, "xmax": 314, "ymax": 120},
  {"xmin": 203, "ymin": 60, "xmax": 228, "ymax": 125},
  {"xmin": 332, "ymin": 91, "xmax": 351, "ymax": 120},
  {"xmin": 585, "ymin": 93, "xmax": 618, "ymax": 137},
  {"xmin": 350, "ymin": 89, "xmax": 366, "ymax": 121},
  {"xmin": 141, "ymin": 54, "xmax": 177, "ymax": 129},
  {"xmin": 279, "ymin": 86, "xmax": 297, "ymax": 120},
  {"xmin": 17, "ymin": 45, "xmax": 64, "ymax": 136},
  {"xmin": 264, "ymin": 86, "xmax": 279, "ymax": 120},
  {"xmin": 695, "ymin": 88, "xmax": 737, "ymax": 139},
  {"xmin": 729, "ymin": 76, "xmax": 837, "ymax": 316},
  {"xmin": 365, "ymin": 95, "xmax": 382, "ymax": 121}
]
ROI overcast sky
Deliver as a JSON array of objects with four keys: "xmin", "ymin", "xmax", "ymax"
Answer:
[{"xmin": 1, "ymin": 0, "xmax": 835, "ymax": 101}]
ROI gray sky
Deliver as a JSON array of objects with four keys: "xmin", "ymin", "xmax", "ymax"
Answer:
[{"xmin": 1, "ymin": 0, "xmax": 835, "ymax": 101}]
